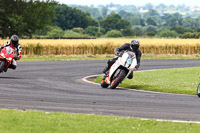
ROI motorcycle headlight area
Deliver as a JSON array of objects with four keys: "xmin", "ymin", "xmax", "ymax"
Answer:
[
  {"xmin": 7, "ymin": 57, "xmax": 12, "ymax": 61},
  {"xmin": 0, "ymin": 53, "xmax": 5, "ymax": 58},
  {"xmin": 125, "ymin": 58, "xmax": 132, "ymax": 67}
]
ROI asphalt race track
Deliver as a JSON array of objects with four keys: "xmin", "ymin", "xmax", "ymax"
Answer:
[{"xmin": 1, "ymin": 59, "xmax": 200, "ymax": 122}]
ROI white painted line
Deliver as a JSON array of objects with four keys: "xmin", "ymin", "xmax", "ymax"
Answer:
[
  {"xmin": 140, "ymin": 118, "xmax": 200, "ymax": 124},
  {"xmin": 82, "ymin": 74, "xmax": 102, "ymax": 85}
]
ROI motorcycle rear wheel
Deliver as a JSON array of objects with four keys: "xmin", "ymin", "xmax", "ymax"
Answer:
[
  {"xmin": 101, "ymin": 80, "xmax": 109, "ymax": 88},
  {"xmin": 110, "ymin": 69, "xmax": 126, "ymax": 89},
  {"xmin": 101, "ymin": 76, "xmax": 109, "ymax": 88}
]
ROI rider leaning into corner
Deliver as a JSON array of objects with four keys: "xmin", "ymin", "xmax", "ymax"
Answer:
[
  {"xmin": 102, "ymin": 39, "xmax": 142, "ymax": 79},
  {"xmin": 0, "ymin": 35, "xmax": 22, "ymax": 72}
]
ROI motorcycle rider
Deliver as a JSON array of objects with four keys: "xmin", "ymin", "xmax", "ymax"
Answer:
[
  {"xmin": 102, "ymin": 39, "xmax": 142, "ymax": 79},
  {"xmin": 0, "ymin": 35, "xmax": 22, "ymax": 71}
]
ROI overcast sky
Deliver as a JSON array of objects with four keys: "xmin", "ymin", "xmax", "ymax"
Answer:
[{"xmin": 58, "ymin": 0, "xmax": 199, "ymax": 7}]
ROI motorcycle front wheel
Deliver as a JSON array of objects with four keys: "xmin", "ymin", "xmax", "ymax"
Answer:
[{"xmin": 110, "ymin": 69, "xmax": 126, "ymax": 89}]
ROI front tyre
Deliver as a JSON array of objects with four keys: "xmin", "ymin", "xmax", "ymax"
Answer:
[
  {"xmin": 0, "ymin": 61, "xmax": 5, "ymax": 73},
  {"xmin": 110, "ymin": 69, "xmax": 126, "ymax": 89}
]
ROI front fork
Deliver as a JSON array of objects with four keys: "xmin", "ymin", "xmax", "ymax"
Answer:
[{"xmin": 3, "ymin": 60, "xmax": 10, "ymax": 71}]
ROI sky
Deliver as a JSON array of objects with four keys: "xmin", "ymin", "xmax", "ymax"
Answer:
[{"xmin": 58, "ymin": 0, "xmax": 199, "ymax": 7}]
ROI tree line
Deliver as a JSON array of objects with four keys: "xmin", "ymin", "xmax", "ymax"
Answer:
[
  {"xmin": 76, "ymin": 6, "xmax": 200, "ymax": 38},
  {"xmin": 0, "ymin": 0, "xmax": 57, "ymax": 38},
  {"xmin": 0, "ymin": 0, "xmax": 200, "ymax": 39}
]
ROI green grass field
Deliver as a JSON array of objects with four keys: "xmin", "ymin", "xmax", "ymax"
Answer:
[
  {"xmin": 95, "ymin": 67, "xmax": 200, "ymax": 95},
  {"xmin": 1, "ymin": 109, "xmax": 200, "ymax": 133}
]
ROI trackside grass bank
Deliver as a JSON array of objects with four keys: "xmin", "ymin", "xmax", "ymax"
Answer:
[
  {"xmin": 20, "ymin": 55, "xmax": 113, "ymax": 61},
  {"xmin": 95, "ymin": 67, "xmax": 200, "ymax": 95},
  {"xmin": 1, "ymin": 109, "xmax": 200, "ymax": 133}
]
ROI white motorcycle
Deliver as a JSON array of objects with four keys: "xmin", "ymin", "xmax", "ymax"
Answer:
[{"xmin": 101, "ymin": 51, "xmax": 137, "ymax": 89}]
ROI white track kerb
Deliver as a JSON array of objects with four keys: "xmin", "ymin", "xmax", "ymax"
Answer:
[{"xmin": 82, "ymin": 69, "xmax": 200, "ymax": 124}]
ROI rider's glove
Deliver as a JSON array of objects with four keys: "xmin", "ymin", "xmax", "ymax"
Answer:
[{"xmin": 14, "ymin": 57, "xmax": 20, "ymax": 60}]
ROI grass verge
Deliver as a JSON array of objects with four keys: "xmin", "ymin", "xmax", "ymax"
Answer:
[
  {"xmin": 142, "ymin": 54, "xmax": 200, "ymax": 59},
  {"xmin": 1, "ymin": 109, "xmax": 200, "ymax": 133},
  {"xmin": 20, "ymin": 54, "xmax": 200, "ymax": 61},
  {"xmin": 20, "ymin": 55, "xmax": 113, "ymax": 61},
  {"xmin": 95, "ymin": 67, "xmax": 200, "ymax": 95}
]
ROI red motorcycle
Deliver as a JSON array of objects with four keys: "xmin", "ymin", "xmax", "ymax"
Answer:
[{"xmin": 0, "ymin": 46, "xmax": 15, "ymax": 73}]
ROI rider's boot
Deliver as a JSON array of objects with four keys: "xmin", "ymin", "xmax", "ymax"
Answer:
[
  {"xmin": 127, "ymin": 71, "xmax": 133, "ymax": 79},
  {"xmin": 102, "ymin": 66, "xmax": 109, "ymax": 74},
  {"xmin": 102, "ymin": 62, "xmax": 113, "ymax": 74},
  {"xmin": 102, "ymin": 74, "xmax": 106, "ymax": 80},
  {"xmin": 102, "ymin": 71, "xmax": 109, "ymax": 81}
]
